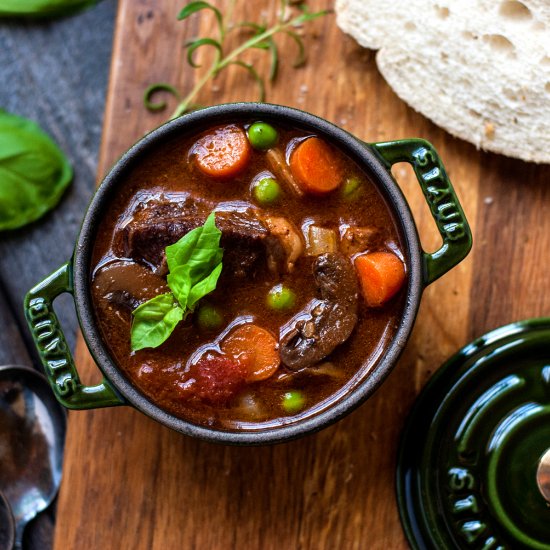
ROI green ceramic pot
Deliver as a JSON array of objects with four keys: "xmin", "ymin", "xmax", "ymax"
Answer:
[
  {"xmin": 23, "ymin": 103, "xmax": 472, "ymax": 445},
  {"xmin": 398, "ymin": 317, "xmax": 550, "ymax": 549}
]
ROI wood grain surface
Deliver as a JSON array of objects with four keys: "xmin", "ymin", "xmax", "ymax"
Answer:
[{"xmin": 53, "ymin": 1, "xmax": 550, "ymax": 549}]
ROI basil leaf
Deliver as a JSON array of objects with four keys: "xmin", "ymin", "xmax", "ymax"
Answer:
[
  {"xmin": 165, "ymin": 211, "xmax": 223, "ymax": 285},
  {"xmin": 0, "ymin": 0, "xmax": 97, "ymax": 17},
  {"xmin": 0, "ymin": 110, "xmax": 72, "ymax": 231},
  {"xmin": 165, "ymin": 225, "xmax": 202, "ymax": 272},
  {"xmin": 188, "ymin": 262, "xmax": 223, "ymax": 309},
  {"xmin": 131, "ymin": 293, "xmax": 184, "ymax": 351},
  {"xmin": 132, "ymin": 212, "xmax": 224, "ymax": 351},
  {"xmin": 166, "ymin": 265, "xmax": 192, "ymax": 309}
]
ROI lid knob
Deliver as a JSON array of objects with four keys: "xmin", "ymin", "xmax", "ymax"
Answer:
[{"xmin": 537, "ymin": 448, "xmax": 550, "ymax": 503}]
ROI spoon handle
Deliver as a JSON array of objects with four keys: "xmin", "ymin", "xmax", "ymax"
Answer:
[{"xmin": 13, "ymin": 519, "xmax": 25, "ymax": 550}]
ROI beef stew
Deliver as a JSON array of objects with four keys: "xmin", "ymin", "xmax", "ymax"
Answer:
[{"xmin": 90, "ymin": 122, "xmax": 407, "ymax": 430}]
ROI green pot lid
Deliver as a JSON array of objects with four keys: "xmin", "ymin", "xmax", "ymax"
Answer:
[{"xmin": 397, "ymin": 318, "xmax": 550, "ymax": 550}]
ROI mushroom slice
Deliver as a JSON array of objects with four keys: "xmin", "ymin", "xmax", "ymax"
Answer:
[
  {"xmin": 92, "ymin": 260, "xmax": 168, "ymax": 312},
  {"xmin": 279, "ymin": 253, "xmax": 358, "ymax": 370}
]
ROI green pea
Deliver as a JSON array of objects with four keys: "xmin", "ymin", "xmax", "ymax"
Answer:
[
  {"xmin": 195, "ymin": 302, "xmax": 224, "ymax": 331},
  {"xmin": 340, "ymin": 175, "xmax": 364, "ymax": 200},
  {"xmin": 247, "ymin": 122, "xmax": 278, "ymax": 150},
  {"xmin": 253, "ymin": 177, "xmax": 281, "ymax": 204},
  {"xmin": 266, "ymin": 284, "xmax": 296, "ymax": 311},
  {"xmin": 282, "ymin": 391, "xmax": 306, "ymax": 414}
]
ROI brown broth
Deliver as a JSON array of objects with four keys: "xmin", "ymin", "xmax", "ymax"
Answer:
[{"xmin": 90, "ymin": 123, "xmax": 406, "ymax": 430}]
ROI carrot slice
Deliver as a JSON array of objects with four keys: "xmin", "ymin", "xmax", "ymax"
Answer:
[
  {"xmin": 289, "ymin": 137, "xmax": 344, "ymax": 195},
  {"xmin": 192, "ymin": 125, "xmax": 251, "ymax": 178},
  {"xmin": 221, "ymin": 324, "xmax": 280, "ymax": 381},
  {"xmin": 355, "ymin": 252, "xmax": 406, "ymax": 307}
]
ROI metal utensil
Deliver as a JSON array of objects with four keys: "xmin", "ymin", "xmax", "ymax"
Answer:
[
  {"xmin": 537, "ymin": 447, "xmax": 550, "ymax": 503},
  {"xmin": 0, "ymin": 491, "xmax": 15, "ymax": 550},
  {"xmin": 0, "ymin": 365, "xmax": 66, "ymax": 549}
]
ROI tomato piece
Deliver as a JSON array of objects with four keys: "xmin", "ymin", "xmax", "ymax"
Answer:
[{"xmin": 177, "ymin": 355, "xmax": 248, "ymax": 404}]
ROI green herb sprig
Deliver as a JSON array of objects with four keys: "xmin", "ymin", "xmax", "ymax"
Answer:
[
  {"xmin": 0, "ymin": 110, "xmax": 72, "ymax": 231},
  {"xmin": 144, "ymin": 0, "xmax": 329, "ymax": 119},
  {"xmin": 131, "ymin": 212, "xmax": 224, "ymax": 351}
]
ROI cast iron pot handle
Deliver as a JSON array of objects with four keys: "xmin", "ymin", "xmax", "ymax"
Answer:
[
  {"xmin": 371, "ymin": 139, "xmax": 472, "ymax": 285},
  {"xmin": 24, "ymin": 262, "xmax": 125, "ymax": 410}
]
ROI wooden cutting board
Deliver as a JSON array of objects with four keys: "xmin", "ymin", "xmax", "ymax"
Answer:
[{"xmin": 53, "ymin": 1, "xmax": 550, "ymax": 548}]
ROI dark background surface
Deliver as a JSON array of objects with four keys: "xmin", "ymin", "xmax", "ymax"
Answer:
[{"xmin": 0, "ymin": 2, "xmax": 116, "ymax": 547}]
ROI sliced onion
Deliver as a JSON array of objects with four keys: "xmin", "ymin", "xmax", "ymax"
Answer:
[
  {"xmin": 312, "ymin": 362, "xmax": 345, "ymax": 379},
  {"xmin": 306, "ymin": 226, "xmax": 338, "ymax": 256},
  {"xmin": 234, "ymin": 391, "xmax": 266, "ymax": 421},
  {"xmin": 265, "ymin": 148, "xmax": 304, "ymax": 197}
]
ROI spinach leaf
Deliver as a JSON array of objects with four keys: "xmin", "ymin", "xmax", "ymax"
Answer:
[
  {"xmin": 131, "ymin": 212, "xmax": 224, "ymax": 351},
  {"xmin": 131, "ymin": 294, "xmax": 184, "ymax": 352},
  {"xmin": 0, "ymin": 110, "xmax": 72, "ymax": 231},
  {"xmin": 0, "ymin": 0, "xmax": 97, "ymax": 17}
]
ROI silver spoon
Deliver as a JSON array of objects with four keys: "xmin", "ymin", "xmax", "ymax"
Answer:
[
  {"xmin": 0, "ymin": 491, "xmax": 15, "ymax": 550},
  {"xmin": 0, "ymin": 365, "xmax": 66, "ymax": 550},
  {"xmin": 537, "ymin": 447, "xmax": 550, "ymax": 503}
]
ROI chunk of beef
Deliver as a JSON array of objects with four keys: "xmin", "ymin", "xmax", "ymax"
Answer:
[
  {"xmin": 115, "ymin": 192, "xmax": 211, "ymax": 269},
  {"xmin": 114, "ymin": 191, "xmax": 268, "ymax": 276},
  {"xmin": 120, "ymin": 209, "xmax": 267, "ymax": 277},
  {"xmin": 340, "ymin": 226, "xmax": 378, "ymax": 256},
  {"xmin": 217, "ymin": 210, "xmax": 270, "ymax": 277},
  {"xmin": 115, "ymin": 193, "xmax": 303, "ymax": 277},
  {"xmin": 279, "ymin": 253, "xmax": 358, "ymax": 370}
]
